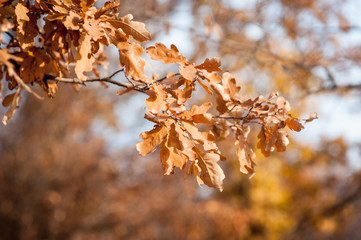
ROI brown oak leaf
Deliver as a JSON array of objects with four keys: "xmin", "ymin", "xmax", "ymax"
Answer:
[
  {"xmin": 136, "ymin": 124, "xmax": 169, "ymax": 156},
  {"xmin": 306, "ymin": 112, "xmax": 318, "ymax": 123},
  {"xmin": 196, "ymin": 57, "xmax": 222, "ymax": 72},
  {"xmin": 75, "ymin": 33, "xmax": 94, "ymax": 80},
  {"xmin": 15, "ymin": 3, "xmax": 38, "ymax": 49},
  {"xmin": 193, "ymin": 147, "xmax": 225, "ymax": 191},
  {"xmin": 145, "ymin": 84, "xmax": 168, "ymax": 113},
  {"xmin": 95, "ymin": 1, "xmax": 120, "ymax": 19},
  {"xmin": 234, "ymin": 126, "xmax": 256, "ymax": 175},
  {"xmin": 257, "ymin": 126, "xmax": 289, "ymax": 157},
  {"xmin": 182, "ymin": 121, "xmax": 218, "ymax": 151},
  {"xmin": 147, "ymin": 43, "xmax": 188, "ymax": 65},
  {"xmin": 2, "ymin": 87, "xmax": 21, "ymax": 125},
  {"xmin": 222, "ymin": 72, "xmax": 240, "ymax": 100},
  {"xmin": 180, "ymin": 64, "xmax": 197, "ymax": 81},
  {"xmin": 117, "ymin": 41, "xmax": 145, "ymax": 80},
  {"xmin": 160, "ymin": 123, "xmax": 187, "ymax": 174},
  {"xmin": 201, "ymin": 70, "xmax": 222, "ymax": 84},
  {"xmin": 178, "ymin": 102, "xmax": 214, "ymax": 124},
  {"xmin": 286, "ymin": 118, "xmax": 304, "ymax": 132},
  {"xmin": 107, "ymin": 14, "xmax": 151, "ymax": 42}
]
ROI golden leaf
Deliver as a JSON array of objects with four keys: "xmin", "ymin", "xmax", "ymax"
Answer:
[
  {"xmin": 46, "ymin": 82, "xmax": 58, "ymax": 98},
  {"xmin": 136, "ymin": 124, "xmax": 169, "ymax": 156},
  {"xmin": 190, "ymin": 102, "xmax": 213, "ymax": 116},
  {"xmin": 194, "ymin": 147, "xmax": 225, "ymax": 191},
  {"xmin": 107, "ymin": 14, "xmax": 151, "ymax": 42},
  {"xmin": 94, "ymin": 1, "xmax": 120, "ymax": 19},
  {"xmin": 160, "ymin": 124, "xmax": 187, "ymax": 174},
  {"xmin": 257, "ymin": 126, "xmax": 289, "ymax": 157},
  {"xmin": 190, "ymin": 103, "xmax": 215, "ymax": 124},
  {"xmin": 306, "ymin": 112, "xmax": 318, "ymax": 123},
  {"xmin": 274, "ymin": 130, "xmax": 289, "ymax": 152},
  {"xmin": 15, "ymin": 3, "xmax": 37, "ymax": 49},
  {"xmin": 180, "ymin": 64, "xmax": 197, "ymax": 81},
  {"xmin": 63, "ymin": 10, "xmax": 81, "ymax": 30},
  {"xmin": 235, "ymin": 126, "xmax": 256, "ymax": 175},
  {"xmin": 145, "ymin": 84, "xmax": 168, "ymax": 113},
  {"xmin": 182, "ymin": 121, "xmax": 218, "ymax": 151},
  {"xmin": 147, "ymin": 43, "xmax": 188, "ymax": 65},
  {"xmin": 75, "ymin": 33, "xmax": 95, "ymax": 80},
  {"xmin": 257, "ymin": 127, "xmax": 270, "ymax": 157},
  {"xmin": 201, "ymin": 70, "xmax": 222, "ymax": 84},
  {"xmin": 15, "ymin": 3, "xmax": 30, "ymax": 24},
  {"xmin": 196, "ymin": 57, "xmax": 222, "ymax": 72},
  {"xmin": 222, "ymin": 72, "xmax": 240, "ymax": 100},
  {"xmin": 286, "ymin": 118, "xmax": 304, "ymax": 132},
  {"xmin": 117, "ymin": 42, "xmax": 145, "ymax": 80}
]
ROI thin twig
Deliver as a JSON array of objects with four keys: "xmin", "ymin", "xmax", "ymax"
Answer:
[
  {"xmin": 141, "ymin": 73, "xmax": 181, "ymax": 91},
  {"xmin": 49, "ymin": 69, "xmax": 148, "ymax": 94},
  {"xmin": 108, "ymin": 68, "xmax": 125, "ymax": 79},
  {"xmin": 304, "ymin": 82, "xmax": 361, "ymax": 96}
]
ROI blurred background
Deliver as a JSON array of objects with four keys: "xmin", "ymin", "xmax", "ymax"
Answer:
[{"xmin": 1, "ymin": 0, "xmax": 361, "ymax": 239}]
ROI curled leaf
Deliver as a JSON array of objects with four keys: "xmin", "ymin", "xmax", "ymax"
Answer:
[
  {"xmin": 136, "ymin": 124, "xmax": 169, "ymax": 156},
  {"xmin": 117, "ymin": 42, "xmax": 145, "ymax": 80},
  {"xmin": 75, "ymin": 33, "xmax": 94, "ymax": 80},
  {"xmin": 196, "ymin": 57, "xmax": 222, "ymax": 72},
  {"xmin": 306, "ymin": 112, "xmax": 318, "ymax": 123},
  {"xmin": 193, "ymin": 147, "xmax": 225, "ymax": 191},
  {"xmin": 2, "ymin": 93, "xmax": 16, "ymax": 107},
  {"xmin": 286, "ymin": 118, "xmax": 304, "ymax": 132},
  {"xmin": 107, "ymin": 14, "xmax": 151, "ymax": 42},
  {"xmin": 147, "ymin": 43, "xmax": 188, "ymax": 65},
  {"xmin": 234, "ymin": 126, "xmax": 256, "ymax": 175},
  {"xmin": 2, "ymin": 87, "xmax": 22, "ymax": 125}
]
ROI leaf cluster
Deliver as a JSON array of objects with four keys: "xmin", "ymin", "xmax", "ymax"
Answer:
[{"xmin": 0, "ymin": 0, "xmax": 316, "ymax": 190}]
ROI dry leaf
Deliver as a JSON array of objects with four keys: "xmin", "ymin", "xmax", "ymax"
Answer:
[
  {"xmin": 75, "ymin": 33, "xmax": 94, "ymax": 80},
  {"xmin": 194, "ymin": 147, "xmax": 225, "ymax": 191},
  {"xmin": 46, "ymin": 82, "xmax": 58, "ymax": 98},
  {"xmin": 136, "ymin": 124, "xmax": 169, "ymax": 156},
  {"xmin": 108, "ymin": 14, "xmax": 151, "ymax": 42},
  {"xmin": 196, "ymin": 57, "xmax": 222, "ymax": 72},
  {"xmin": 182, "ymin": 121, "xmax": 217, "ymax": 151},
  {"xmin": 117, "ymin": 41, "xmax": 145, "ymax": 80},
  {"xmin": 2, "ymin": 87, "xmax": 21, "ymax": 125},
  {"xmin": 201, "ymin": 70, "xmax": 222, "ymax": 84},
  {"xmin": 160, "ymin": 124, "xmax": 187, "ymax": 174},
  {"xmin": 286, "ymin": 118, "xmax": 304, "ymax": 132},
  {"xmin": 306, "ymin": 112, "xmax": 318, "ymax": 123},
  {"xmin": 257, "ymin": 127, "xmax": 270, "ymax": 157},
  {"xmin": 222, "ymin": 72, "xmax": 240, "ymax": 100},
  {"xmin": 235, "ymin": 126, "xmax": 256, "ymax": 175},
  {"xmin": 2, "ymin": 93, "xmax": 16, "ymax": 107},
  {"xmin": 15, "ymin": 3, "xmax": 38, "ymax": 49},
  {"xmin": 95, "ymin": 1, "xmax": 120, "ymax": 19},
  {"xmin": 274, "ymin": 129, "xmax": 289, "ymax": 152},
  {"xmin": 180, "ymin": 64, "xmax": 197, "ymax": 81},
  {"xmin": 63, "ymin": 10, "xmax": 81, "ymax": 30},
  {"xmin": 258, "ymin": 126, "xmax": 289, "ymax": 157},
  {"xmin": 145, "ymin": 84, "xmax": 168, "ymax": 113},
  {"xmin": 147, "ymin": 43, "xmax": 188, "ymax": 65}
]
